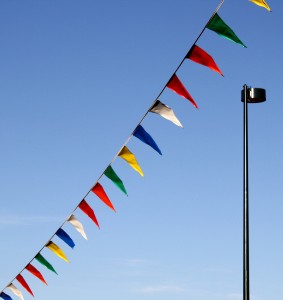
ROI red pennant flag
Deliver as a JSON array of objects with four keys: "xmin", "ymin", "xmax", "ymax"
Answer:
[
  {"xmin": 187, "ymin": 45, "xmax": 223, "ymax": 76},
  {"xmin": 166, "ymin": 74, "xmax": 198, "ymax": 108},
  {"xmin": 79, "ymin": 199, "xmax": 100, "ymax": 228},
  {"xmin": 26, "ymin": 264, "xmax": 47, "ymax": 285},
  {"xmin": 16, "ymin": 274, "xmax": 34, "ymax": 297},
  {"xmin": 92, "ymin": 183, "xmax": 116, "ymax": 211}
]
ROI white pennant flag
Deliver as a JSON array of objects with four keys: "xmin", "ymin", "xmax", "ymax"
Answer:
[
  {"xmin": 8, "ymin": 284, "xmax": 24, "ymax": 300},
  {"xmin": 67, "ymin": 214, "xmax": 88, "ymax": 240},
  {"xmin": 149, "ymin": 100, "xmax": 183, "ymax": 127}
]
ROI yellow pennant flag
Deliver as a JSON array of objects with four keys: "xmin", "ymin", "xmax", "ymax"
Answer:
[
  {"xmin": 46, "ymin": 241, "xmax": 69, "ymax": 263},
  {"xmin": 249, "ymin": 0, "xmax": 271, "ymax": 11},
  {"xmin": 118, "ymin": 146, "xmax": 144, "ymax": 176}
]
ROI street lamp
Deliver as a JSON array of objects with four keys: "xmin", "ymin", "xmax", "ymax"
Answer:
[{"xmin": 241, "ymin": 85, "xmax": 266, "ymax": 300}]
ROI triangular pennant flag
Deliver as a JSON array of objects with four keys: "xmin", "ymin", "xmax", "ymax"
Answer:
[
  {"xmin": 149, "ymin": 100, "xmax": 183, "ymax": 127},
  {"xmin": 166, "ymin": 74, "xmax": 198, "ymax": 108},
  {"xmin": 0, "ymin": 292, "xmax": 12, "ymax": 300},
  {"xmin": 91, "ymin": 183, "xmax": 116, "ymax": 211},
  {"xmin": 104, "ymin": 166, "xmax": 127, "ymax": 195},
  {"xmin": 206, "ymin": 13, "xmax": 246, "ymax": 47},
  {"xmin": 67, "ymin": 214, "xmax": 88, "ymax": 240},
  {"xmin": 35, "ymin": 253, "xmax": 57, "ymax": 274},
  {"xmin": 249, "ymin": 0, "xmax": 271, "ymax": 11},
  {"xmin": 7, "ymin": 284, "xmax": 24, "ymax": 300},
  {"xmin": 25, "ymin": 264, "xmax": 47, "ymax": 285},
  {"xmin": 133, "ymin": 125, "xmax": 162, "ymax": 155},
  {"xmin": 46, "ymin": 241, "xmax": 69, "ymax": 263},
  {"xmin": 16, "ymin": 275, "xmax": 34, "ymax": 297},
  {"xmin": 187, "ymin": 45, "xmax": 223, "ymax": 76},
  {"xmin": 56, "ymin": 228, "xmax": 75, "ymax": 249},
  {"xmin": 118, "ymin": 146, "xmax": 144, "ymax": 176},
  {"xmin": 79, "ymin": 200, "xmax": 100, "ymax": 228}
]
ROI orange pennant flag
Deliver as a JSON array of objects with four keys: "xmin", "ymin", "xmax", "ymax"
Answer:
[
  {"xmin": 167, "ymin": 74, "xmax": 198, "ymax": 108},
  {"xmin": 187, "ymin": 45, "xmax": 223, "ymax": 76},
  {"xmin": 92, "ymin": 183, "xmax": 116, "ymax": 211},
  {"xmin": 16, "ymin": 274, "xmax": 34, "ymax": 297},
  {"xmin": 79, "ymin": 199, "xmax": 100, "ymax": 228},
  {"xmin": 26, "ymin": 264, "xmax": 47, "ymax": 285}
]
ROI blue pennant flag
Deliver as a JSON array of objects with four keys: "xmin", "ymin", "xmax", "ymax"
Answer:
[
  {"xmin": 56, "ymin": 228, "xmax": 75, "ymax": 249},
  {"xmin": 0, "ymin": 292, "xmax": 13, "ymax": 300},
  {"xmin": 133, "ymin": 125, "xmax": 162, "ymax": 155}
]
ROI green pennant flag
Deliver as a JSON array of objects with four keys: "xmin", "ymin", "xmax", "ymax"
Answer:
[
  {"xmin": 35, "ymin": 253, "xmax": 57, "ymax": 274},
  {"xmin": 206, "ymin": 13, "xmax": 246, "ymax": 47},
  {"xmin": 104, "ymin": 165, "xmax": 127, "ymax": 195}
]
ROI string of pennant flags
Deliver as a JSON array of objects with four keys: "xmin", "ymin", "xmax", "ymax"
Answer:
[{"xmin": 0, "ymin": 0, "xmax": 271, "ymax": 299}]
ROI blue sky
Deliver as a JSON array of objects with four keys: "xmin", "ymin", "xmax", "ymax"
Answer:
[{"xmin": 0, "ymin": 1, "xmax": 282, "ymax": 300}]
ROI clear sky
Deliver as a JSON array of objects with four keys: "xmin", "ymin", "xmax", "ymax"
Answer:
[{"xmin": 0, "ymin": 1, "xmax": 282, "ymax": 300}]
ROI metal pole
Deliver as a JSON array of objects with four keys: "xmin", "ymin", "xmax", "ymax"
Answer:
[
  {"xmin": 241, "ymin": 85, "xmax": 266, "ymax": 300},
  {"xmin": 243, "ymin": 84, "xmax": 250, "ymax": 300}
]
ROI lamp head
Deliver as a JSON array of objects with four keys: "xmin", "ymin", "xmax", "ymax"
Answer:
[{"xmin": 241, "ymin": 87, "xmax": 266, "ymax": 103}]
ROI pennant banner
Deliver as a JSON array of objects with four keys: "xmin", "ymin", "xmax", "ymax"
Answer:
[
  {"xmin": 104, "ymin": 166, "xmax": 127, "ymax": 195},
  {"xmin": 0, "ymin": 1, "xmax": 271, "ymax": 298},
  {"xmin": 187, "ymin": 45, "xmax": 223, "ymax": 76},
  {"xmin": 35, "ymin": 253, "xmax": 57, "ymax": 274},
  {"xmin": 7, "ymin": 284, "xmax": 24, "ymax": 300},
  {"xmin": 46, "ymin": 241, "xmax": 69, "ymax": 263},
  {"xmin": 249, "ymin": 0, "xmax": 271, "ymax": 11},
  {"xmin": 206, "ymin": 13, "xmax": 246, "ymax": 47},
  {"xmin": 67, "ymin": 214, "xmax": 88, "ymax": 240},
  {"xmin": 79, "ymin": 200, "xmax": 100, "ymax": 228},
  {"xmin": 16, "ymin": 275, "xmax": 34, "ymax": 297},
  {"xmin": 133, "ymin": 125, "xmax": 162, "ymax": 155},
  {"xmin": 56, "ymin": 228, "xmax": 75, "ymax": 249},
  {"xmin": 0, "ymin": 292, "xmax": 12, "ymax": 300},
  {"xmin": 118, "ymin": 146, "xmax": 144, "ymax": 176},
  {"xmin": 149, "ymin": 100, "xmax": 183, "ymax": 127},
  {"xmin": 167, "ymin": 74, "xmax": 198, "ymax": 108},
  {"xmin": 91, "ymin": 183, "xmax": 116, "ymax": 211},
  {"xmin": 25, "ymin": 264, "xmax": 47, "ymax": 285}
]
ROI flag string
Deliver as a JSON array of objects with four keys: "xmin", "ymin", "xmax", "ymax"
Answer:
[
  {"xmin": 1, "ymin": 0, "xmax": 225, "ymax": 295},
  {"xmin": 3, "ymin": 0, "xmax": 273, "ymax": 298},
  {"xmin": 96, "ymin": 0, "xmax": 226, "ymax": 172}
]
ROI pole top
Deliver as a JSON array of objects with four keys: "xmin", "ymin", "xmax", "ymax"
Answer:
[{"xmin": 241, "ymin": 87, "xmax": 266, "ymax": 103}]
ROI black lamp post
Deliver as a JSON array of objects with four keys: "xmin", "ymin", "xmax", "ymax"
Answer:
[{"xmin": 241, "ymin": 85, "xmax": 266, "ymax": 300}]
